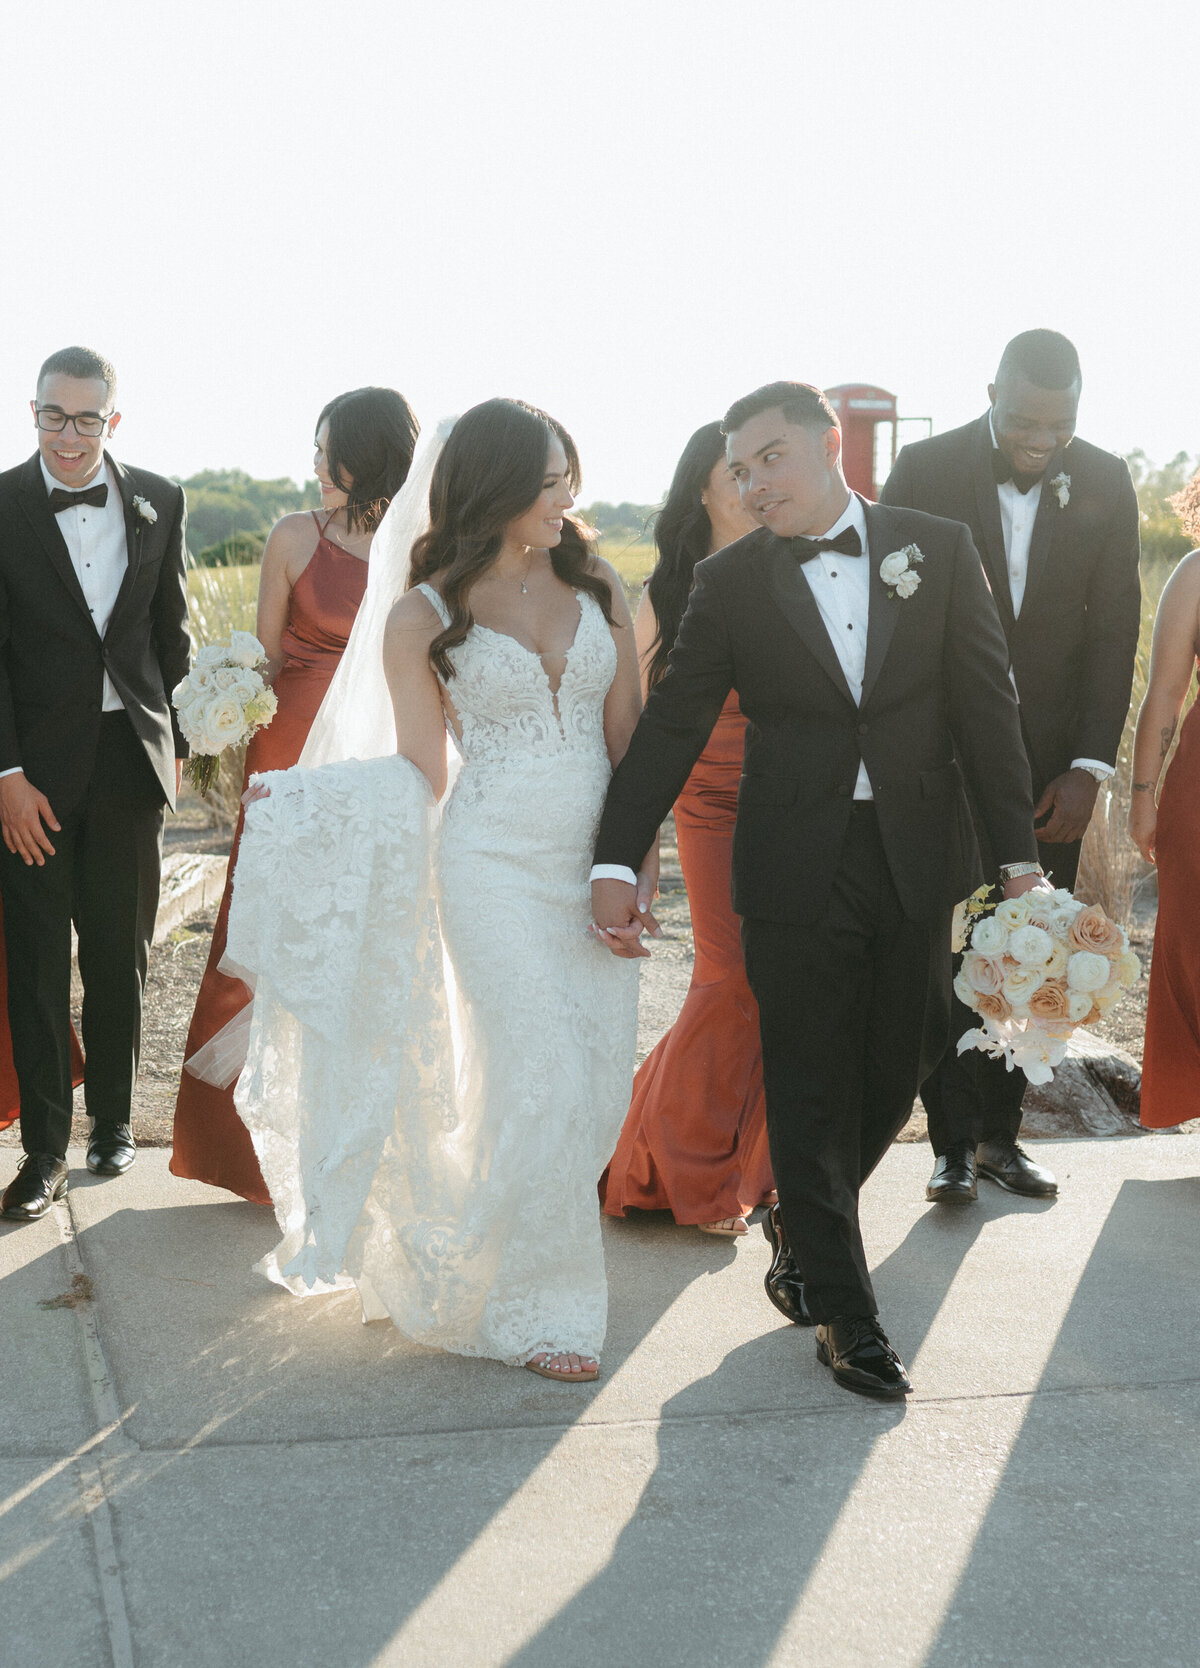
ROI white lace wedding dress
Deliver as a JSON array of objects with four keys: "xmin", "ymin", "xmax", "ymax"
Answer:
[{"xmin": 226, "ymin": 582, "xmax": 639, "ymax": 1366}]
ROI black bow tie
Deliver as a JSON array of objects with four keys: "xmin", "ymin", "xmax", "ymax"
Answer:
[
  {"xmin": 791, "ymin": 526, "xmax": 863, "ymax": 562},
  {"xmin": 991, "ymin": 451, "xmax": 1043, "ymax": 495},
  {"xmin": 48, "ymin": 482, "xmax": 108, "ymax": 514}
]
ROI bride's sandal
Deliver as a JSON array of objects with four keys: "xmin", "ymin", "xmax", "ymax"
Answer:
[
  {"xmin": 526, "ymin": 1352, "xmax": 600, "ymax": 1383},
  {"xmin": 698, "ymin": 1216, "xmax": 749, "ymax": 1237}
]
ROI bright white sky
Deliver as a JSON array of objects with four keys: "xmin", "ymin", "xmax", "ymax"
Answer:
[{"xmin": 2, "ymin": 1, "xmax": 1196, "ymax": 504}]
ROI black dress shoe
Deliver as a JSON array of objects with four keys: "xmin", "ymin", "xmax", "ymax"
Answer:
[
  {"xmin": 86, "ymin": 1123, "xmax": 136, "ymax": 1176},
  {"xmin": 815, "ymin": 1315, "xmax": 912, "ymax": 1400},
  {"xmin": 1, "ymin": 1153, "xmax": 69, "ymax": 1221},
  {"xmin": 761, "ymin": 1203, "xmax": 813, "ymax": 1326},
  {"xmin": 926, "ymin": 1142, "xmax": 977, "ymax": 1205},
  {"xmin": 977, "ymin": 1139, "xmax": 1057, "ymax": 1197}
]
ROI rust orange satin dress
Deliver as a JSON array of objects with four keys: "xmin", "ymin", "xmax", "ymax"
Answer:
[
  {"xmin": 170, "ymin": 524, "xmax": 369, "ymax": 1200},
  {"xmin": 1140, "ymin": 695, "xmax": 1200, "ymax": 1127},
  {"xmin": 600, "ymin": 691, "xmax": 774, "ymax": 1223},
  {"xmin": 0, "ymin": 897, "xmax": 85, "ymax": 1131}
]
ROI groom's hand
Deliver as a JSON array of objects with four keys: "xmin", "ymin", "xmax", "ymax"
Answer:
[
  {"xmin": 591, "ymin": 878, "xmax": 653, "ymax": 960},
  {"xmin": 0, "ymin": 771, "xmax": 60, "ymax": 865},
  {"xmin": 1033, "ymin": 769, "xmax": 1100, "ymax": 845}
]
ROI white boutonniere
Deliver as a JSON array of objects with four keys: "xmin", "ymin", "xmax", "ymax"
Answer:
[
  {"xmin": 132, "ymin": 494, "xmax": 158, "ymax": 524},
  {"xmin": 1050, "ymin": 472, "xmax": 1070, "ymax": 509},
  {"xmin": 879, "ymin": 543, "xmax": 925, "ymax": 600}
]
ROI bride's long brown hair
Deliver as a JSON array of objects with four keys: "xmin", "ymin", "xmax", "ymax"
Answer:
[{"xmin": 407, "ymin": 398, "xmax": 616, "ymax": 679}]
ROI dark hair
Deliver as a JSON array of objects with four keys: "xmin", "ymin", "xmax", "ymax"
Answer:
[
  {"xmin": 1170, "ymin": 470, "xmax": 1200, "ymax": 543},
  {"xmin": 407, "ymin": 398, "xmax": 616, "ymax": 679},
  {"xmin": 995, "ymin": 329, "xmax": 1082, "ymax": 392},
  {"xmin": 317, "ymin": 386, "xmax": 420, "ymax": 534},
  {"xmin": 38, "ymin": 346, "xmax": 116, "ymax": 404},
  {"xmin": 642, "ymin": 423, "xmax": 727, "ymax": 689},
  {"xmin": 722, "ymin": 380, "xmax": 838, "ymax": 437}
]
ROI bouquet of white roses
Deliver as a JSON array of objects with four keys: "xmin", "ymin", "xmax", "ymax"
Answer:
[
  {"xmin": 955, "ymin": 888, "xmax": 1140, "ymax": 1084},
  {"xmin": 173, "ymin": 631, "xmax": 278, "ymax": 798}
]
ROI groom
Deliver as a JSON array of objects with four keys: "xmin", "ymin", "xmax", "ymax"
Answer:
[
  {"xmin": 0, "ymin": 347, "xmax": 189, "ymax": 1222},
  {"xmin": 592, "ymin": 382, "xmax": 1043, "ymax": 1399}
]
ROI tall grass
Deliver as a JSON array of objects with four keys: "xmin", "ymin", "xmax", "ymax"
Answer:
[
  {"xmin": 1077, "ymin": 557, "xmax": 1195, "ymax": 922},
  {"xmin": 184, "ymin": 561, "xmax": 260, "ymax": 827}
]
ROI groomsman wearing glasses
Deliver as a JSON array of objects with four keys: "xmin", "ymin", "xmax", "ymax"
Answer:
[
  {"xmin": 882, "ymin": 329, "xmax": 1141, "ymax": 1206},
  {"xmin": 0, "ymin": 347, "xmax": 189, "ymax": 1221}
]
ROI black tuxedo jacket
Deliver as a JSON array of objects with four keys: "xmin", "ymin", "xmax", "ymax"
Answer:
[
  {"xmin": 881, "ymin": 415, "xmax": 1141, "ymax": 790},
  {"xmin": 594, "ymin": 501, "xmax": 1038, "ymax": 926},
  {"xmin": 0, "ymin": 452, "xmax": 190, "ymax": 813}
]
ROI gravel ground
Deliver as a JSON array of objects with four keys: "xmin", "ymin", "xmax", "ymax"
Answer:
[{"xmin": 0, "ymin": 800, "xmax": 1160, "ymax": 1153}]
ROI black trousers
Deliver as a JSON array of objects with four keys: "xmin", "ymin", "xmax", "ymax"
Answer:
[
  {"xmin": 0, "ymin": 713, "xmax": 164, "ymax": 1158},
  {"xmin": 741, "ymin": 805, "xmax": 953, "ymax": 1323},
  {"xmin": 920, "ymin": 835, "xmax": 1081, "ymax": 1155}
]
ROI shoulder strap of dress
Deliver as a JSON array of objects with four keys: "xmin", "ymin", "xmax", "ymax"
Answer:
[{"xmin": 415, "ymin": 582, "xmax": 451, "ymax": 628}]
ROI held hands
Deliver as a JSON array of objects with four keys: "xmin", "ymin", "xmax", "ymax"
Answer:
[
  {"xmin": 0, "ymin": 771, "xmax": 60, "ymax": 866},
  {"xmin": 1033, "ymin": 768, "xmax": 1100, "ymax": 846},
  {"xmin": 590, "ymin": 872, "xmax": 663, "ymax": 960},
  {"xmin": 1002, "ymin": 871, "xmax": 1054, "ymax": 899}
]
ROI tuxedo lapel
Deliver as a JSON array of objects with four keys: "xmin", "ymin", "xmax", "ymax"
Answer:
[
  {"xmin": 762, "ymin": 537, "xmax": 857, "ymax": 707},
  {"xmin": 1019, "ymin": 442, "xmax": 1069, "ymax": 618},
  {"xmin": 14, "ymin": 454, "xmax": 102, "ymax": 637},
  {"xmin": 970, "ymin": 415, "xmax": 1015, "ymax": 629},
  {"xmin": 107, "ymin": 454, "xmax": 143, "ymax": 629},
  {"xmin": 860, "ymin": 502, "xmax": 903, "ymax": 708}
]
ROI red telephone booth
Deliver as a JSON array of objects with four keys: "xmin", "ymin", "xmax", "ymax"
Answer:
[{"xmin": 825, "ymin": 384, "xmax": 901, "ymax": 500}]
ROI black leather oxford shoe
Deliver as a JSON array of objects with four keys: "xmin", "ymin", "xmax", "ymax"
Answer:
[
  {"xmin": 816, "ymin": 1315, "xmax": 912, "ymax": 1400},
  {"xmin": 977, "ymin": 1139, "xmax": 1058, "ymax": 1197},
  {"xmin": 1, "ymin": 1153, "xmax": 69, "ymax": 1221},
  {"xmin": 86, "ymin": 1123, "xmax": 136, "ymax": 1176},
  {"xmin": 761, "ymin": 1202, "xmax": 813, "ymax": 1326},
  {"xmin": 926, "ymin": 1142, "xmax": 978, "ymax": 1204}
]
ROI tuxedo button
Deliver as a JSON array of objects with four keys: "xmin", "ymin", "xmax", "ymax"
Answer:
[{"xmin": 857, "ymin": 723, "xmax": 869, "ymax": 736}]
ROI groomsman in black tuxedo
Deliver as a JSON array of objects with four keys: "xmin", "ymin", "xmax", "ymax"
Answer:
[
  {"xmin": 591, "ymin": 382, "xmax": 1043, "ymax": 1399},
  {"xmin": 0, "ymin": 347, "xmax": 189, "ymax": 1221},
  {"xmin": 882, "ymin": 330, "xmax": 1141, "ymax": 1206}
]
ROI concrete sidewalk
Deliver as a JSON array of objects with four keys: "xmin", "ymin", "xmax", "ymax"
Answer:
[{"xmin": 2, "ymin": 1135, "xmax": 1198, "ymax": 1668}]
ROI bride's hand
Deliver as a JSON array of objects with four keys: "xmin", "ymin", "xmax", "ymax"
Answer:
[
  {"xmin": 635, "ymin": 841, "xmax": 662, "ymax": 936},
  {"xmin": 242, "ymin": 781, "xmax": 271, "ymax": 807}
]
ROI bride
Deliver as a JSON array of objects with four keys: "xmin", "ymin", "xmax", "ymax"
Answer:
[{"xmin": 225, "ymin": 399, "xmax": 646, "ymax": 1382}]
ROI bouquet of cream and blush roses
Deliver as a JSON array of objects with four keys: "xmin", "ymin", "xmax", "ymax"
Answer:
[
  {"xmin": 173, "ymin": 631, "xmax": 278, "ymax": 797},
  {"xmin": 955, "ymin": 887, "xmax": 1140, "ymax": 1084}
]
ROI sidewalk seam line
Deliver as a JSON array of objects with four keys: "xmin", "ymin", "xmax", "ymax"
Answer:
[{"xmin": 55, "ymin": 1197, "xmax": 139, "ymax": 1668}]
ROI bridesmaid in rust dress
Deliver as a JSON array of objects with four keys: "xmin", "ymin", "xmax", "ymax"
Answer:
[
  {"xmin": 171, "ymin": 387, "xmax": 419, "ymax": 1200},
  {"xmin": 601, "ymin": 422, "xmax": 775, "ymax": 1236},
  {"xmin": 1129, "ymin": 471, "xmax": 1200, "ymax": 1128}
]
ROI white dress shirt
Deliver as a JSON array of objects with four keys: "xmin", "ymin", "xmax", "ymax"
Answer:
[
  {"xmin": 39, "ymin": 455, "xmax": 128, "ymax": 711},
  {"xmin": 987, "ymin": 415, "xmax": 1112, "ymax": 782}
]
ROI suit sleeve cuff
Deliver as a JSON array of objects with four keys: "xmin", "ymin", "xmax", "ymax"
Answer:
[
  {"xmin": 590, "ymin": 864, "xmax": 638, "ymax": 886},
  {"xmin": 1071, "ymin": 758, "xmax": 1115, "ymax": 778},
  {"xmin": 0, "ymin": 767, "xmax": 23, "ymax": 779}
]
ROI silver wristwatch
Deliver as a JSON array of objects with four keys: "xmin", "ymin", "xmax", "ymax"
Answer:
[{"xmin": 998, "ymin": 861, "xmax": 1045, "ymax": 882}]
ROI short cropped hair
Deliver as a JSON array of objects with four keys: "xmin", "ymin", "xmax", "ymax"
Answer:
[
  {"xmin": 995, "ymin": 330, "xmax": 1081, "ymax": 392},
  {"xmin": 722, "ymin": 380, "xmax": 838, "ymax": 436},
  {"xmin": 1169, "ymin": 470, "xmax": 1200, "ymax": 543},
  {"xmin": 37, "ymin": 346, "xmax": 117, "ymax": 404}
]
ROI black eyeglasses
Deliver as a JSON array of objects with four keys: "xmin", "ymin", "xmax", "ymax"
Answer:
[{"xmin": 34, "ymin": 406, "xmax": 113, "ymax": 437}]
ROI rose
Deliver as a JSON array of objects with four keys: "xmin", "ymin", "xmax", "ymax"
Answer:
[
  {"xmin": 974, "ymin": 990, "xmax": 1012, "ymax": 1022},
  {"xmin": 133, "ymin": 494, "xmax": 158, "ymax": 523},
  {"xmin": 894, "ymin": 570, "xmax": 920, "ymax": 599},
  {"xmin": 1027, "ymin": 980, "xmax": 1072, "ymax": 1021},
  {"xmin": 1068, "ymin": 904, "xmax": 1125, "ymax": 957},
  {"xmin": 1066, "ymin": 989, "xmax": 1095, "ymax": 1024},
  {"xmin": 199, "ymin": 694, "xmax": 249, "ymax": 749},
  {"xmin": 1116, "ymin": 947, "xmax": 1142, "ymax": 986},
  {"xmin": 1003, "ymin": 965, "xmax": 1046, "ymax": 1006},
  {"xmin": 194, "ymin": 643, "xmax": 228, "ymax": 671},
  {"xmin": 1043, "ymin": 941, "xmax": 1071, "ymax": 979},
  {"xmin": 953, "ymin": 970, "xmax": 975, "ymax": 1006},
  {"xmin": 962, "ymin": 951, "xmax": 1005, "ymax": 995},
  {"xmin": 228, "ymin": 630, "xmax": 266, "ymax": 669},
  {"xmin": 1008, "ymin": 924, "xmax": 1054, "ymax": 968},
  {"xmin": 879, "ymin": 552, "xmax": 909, "ymax": 585},
  {"xmin": 970, "ymin": 916, "xmax": 1009, "ymax": 954},
  {"xmin": 1066, "ymin": 951, "xmax": 1110, "ymax": 993},
  {"xmin": 1051, "ymin": 888, "xmax": 1075, "ymax": 908},
  {"xmin": 994, "ymin": 897, "xmax": 1032, "ymax": 932}
]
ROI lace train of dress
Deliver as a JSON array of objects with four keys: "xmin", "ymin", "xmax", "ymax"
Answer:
[{"xmin": 228, "ymin": 588, "xmax": 639, "ymax": 1364}]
